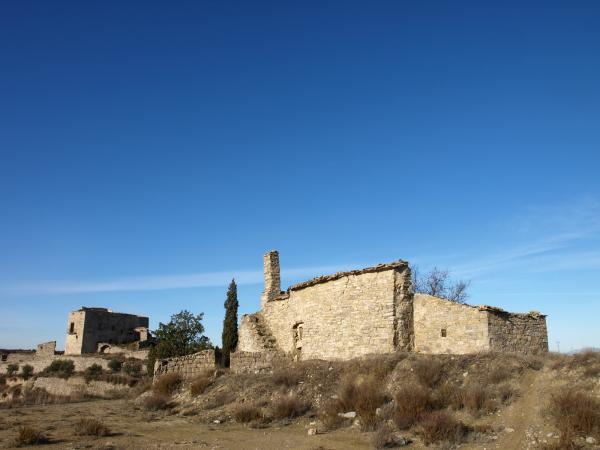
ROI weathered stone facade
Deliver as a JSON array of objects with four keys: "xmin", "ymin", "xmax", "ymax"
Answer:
[
  {"xmin": 153, "ymin": 350, "xmax": 216, "ymax": 380},
  {"xmin": 413, "ymin": 294, "xmax": 548, "ymax": 355},
  {"xmin": 36, "ymin": 341, "xmax": 57, "ymax": 357},
  {"xmin": 233, "ymin": 251, "xmax": 548, "ymax": 370},
  {"xmin": 65, "ymin": 307, "xmax": 149, "ymax": 355}
]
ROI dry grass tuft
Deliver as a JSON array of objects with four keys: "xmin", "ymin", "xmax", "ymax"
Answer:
[
  {"xmin": 412, "ymin": 358, "xmax": 444, "ymax": 388},
  {"xmin": 190, "ymin": 372, "xmax": 213, "ymax": 396},
  {"xmin": 418, "ymin": 410, "xmax": 471, "ymax": 445},
  {"xmin": 318, "ymin": 400, "xmax": 347, "ymax": 430},
  {"xmin": 75, "ymin": 418, "xmax": 110, "ymax": 436},
  {"xmin": 232, "ymin": 404, "xmax": 263, "ymax": 423},
  {"xmin": 272, "ymin": 368, "xmax": 301, "ymax": 387},
  {"xmin": 142, "ymin": 393, "xmax": 171, "ymax": 411},
  {"xmin": 393, "ymin": 382, "xmax": 434, "ymax": 429},
  {"xmin": 12, "ymin": 426, "xmax": 47, "ymax": 447},
  {"xmin": 272, "ymin": 394, "xmax": 310, "ymax": 420},
  {"xmin": 460, "ymin": 382, "xmax": 497, "ymax": 415},
  {"xmin": 337, "ymin": 374, "xmax": 386, "ymax": 431},
  {"xmin": 547, "ymin": 387, "xmax": 600, "ymax": 444},
  {"xmin": 372, "ymin": 423, "xmax": 407, "ymax": 449},
  {"xmin": 152, "ymin": 373, "xmax": 182, "ymax": 396}
]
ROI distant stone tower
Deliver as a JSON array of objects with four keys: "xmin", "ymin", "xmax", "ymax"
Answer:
[{"xmin": 261, "ymin": 250, "xmax": 281, "ymax": 308}]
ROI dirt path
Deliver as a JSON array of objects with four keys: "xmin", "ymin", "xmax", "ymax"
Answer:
[{"xmin": 484, "ymin": 368, "xmax": 555, "ymax": 450}]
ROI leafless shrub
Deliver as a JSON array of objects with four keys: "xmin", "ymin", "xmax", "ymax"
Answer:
[
  {"xmin": 413, "ymin": 358, "xmax": 444, "ymax": 388},
  {"xmin": 75, "ymin": 418, "xmax": 110, "ymax": 436},
  {"xmin": 393, "ymin": 382, "xmax": 434, "ymax": 429},
  {"xmin": 547, "ymin": 387, "xmax": 600, "ymax": 444},
  {"xmin": 152, "ymin": 373, "xmax": 182, "ymax": 396},
  {"xmin": 418, "ymin": 411, "xmax": 471, "ymax": 445},
  {"xmin": 486, "ymin": 364, "xmax": 513, "ymax": 384},
  {"xmin": 12, "ymin": 426, "xmax": 47, "ymax": 447},
  {"xmin": 272, "ymin": 368, "xmax": 301, "ymax": 387},
  {"xmin": 272, "ymin": 394, "xmax": 310, "ymax": 420},
  {"xmin": 232, "ymin": 404, "xmax": 263, "ymax": 423},
  {"xmin": 142, "ymin": 393, "xmax": 171, "ymax": 411},
  {"xmin": 412, "ymin": 266, "xmax": 470, "ymax": 303}
]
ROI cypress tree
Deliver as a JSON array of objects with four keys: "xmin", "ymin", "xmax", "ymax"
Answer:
[{"xmin": 221, "ymin": 279, "xmax": 239, "ymax": 367}]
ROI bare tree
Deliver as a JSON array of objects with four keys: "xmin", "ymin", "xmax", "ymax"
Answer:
[{"xmin": 411, "ymin": 266, "xmax": 470, "ymax": 304}]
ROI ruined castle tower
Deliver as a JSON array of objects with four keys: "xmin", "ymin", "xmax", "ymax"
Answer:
[{"xmin": 261, "ymin": 250, "xmax": 281, "ymax": 308}]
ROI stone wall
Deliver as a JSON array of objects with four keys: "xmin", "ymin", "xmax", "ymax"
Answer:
[
  {"xmin": 487, "ymin": 310, "xmax": 548, "ymax": 354},
  {"xmin": 229, "ymin": 351, "xmax": 289, "ymax": 374},
  {"xmin": 413, "ymin": 294, "xmax": 490, "ymax": 354},
  {"xmin": 260, "ymin": 264, "xmax": 411, "ymax": 361},
  {"xmin": 153, "ymin": 350, "xmax": 216, "ymax": 380},
  {"xmin": 33, "ymin": 376, "xmax": 130, "ymax": 398},
  {"xmin": 0, "ymin": 354, "xmax": 113, "ymax": 375},
  {"xmin": 36, "ymin": 341, "xmax": 56, "ymax": 357}
]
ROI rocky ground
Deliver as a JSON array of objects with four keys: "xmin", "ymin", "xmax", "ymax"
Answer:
[{"xmin": 0, "ymin": 351, "xmax": 598, "ymax": 449}]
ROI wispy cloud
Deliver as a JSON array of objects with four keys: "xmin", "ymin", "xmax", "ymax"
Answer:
[
  {"xmin": 0, "ymin": 264, "xmax": 356, "ymax": 296},
  {"xmin": 438, "ymin": 197, "xmax": 600, "ymax": 279}
]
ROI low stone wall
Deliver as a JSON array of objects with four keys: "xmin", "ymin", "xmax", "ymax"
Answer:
[
  {"xmin": 153, "ymin": 350, "xmax": 216, "ymax": 380},
  {"xmin": 229, "ymin": 351, "xmax": 289, "ymax": 374},
  {"xmin": 0, "ymin": 355, "xmax": 112, "ymax": 375},
  {"xmin": 33, "ymin": 376, "xmax": 130, "ymax": 398}
]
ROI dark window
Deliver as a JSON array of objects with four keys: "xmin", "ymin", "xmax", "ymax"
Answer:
[
  {"xmin": 1, "ymin": 354, "xmax": 7, "ymax": 362},
  {"xmin": 69, "ymin": 322, "xmax": 75, "ymax": 333},
  {"xmin": 441, "ymin": 329, "xmax": 447, "ymax": 337}
]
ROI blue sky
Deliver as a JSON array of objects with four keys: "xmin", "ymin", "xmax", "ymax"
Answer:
[{"xmin": 0, "ymin": 1, "xmax": 599, "ymax": 352}]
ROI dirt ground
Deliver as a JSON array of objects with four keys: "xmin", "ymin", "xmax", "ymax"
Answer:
[{"xmin": 0, "ymin": 398, "xmax": 373, "ymax": 449}]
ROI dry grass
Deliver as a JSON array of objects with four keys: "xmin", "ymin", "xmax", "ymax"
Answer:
[
  {"xmin": 272, "ymin": 368, "xmax": 301, "ymax": 387},
  {"xmin": 412, "ymin": 358, "xmax": 444, "ymax": 388},
  {"xmin": 418, "ymin": 410, "xmax": 471, "ymax": 445},
  {"xmin": 142, "ymin": 393, "xmax": 171, "ymax": 411},
  {"xmin": 74, "ymin": 418, "xmax": 110, "ymax": 436},
  {"xmin": 232, "ymin": 404, "xmax": 263, "ymax": 423},
  {"xmin": 460, "ymin": 382, "xmax": 497, "ymax": 415},
  {"xmin": 152, "ymin": 373, "xmax": 182, "ymax": 396},
  {"xmin": 371, "ymin": 423, "xmax": 406, "ymax": 449},
  {"xmin": 190, "ymin": 372, "xmax": 213, "ymax": 396},
  {"xmin": 337, "ymin": 374, "xmax": 386, "ymax": 431},
  {"xmin": 547, "ymin": 387, "xmax": 600, "ymax": 444},
  {"xmin": 318, "ymin": 400, "xmax": 347, "ymax": 430},
  {"xmin": 12, "ymin": 426, "xmax": 47, "ymax": 447},
  {"xmin": 393, "ymin": 382, "xmax": 434, "ymax": 429},
  {"xmin": 272, "ymin": 394, "xmax": 310, "ymax": 420}
]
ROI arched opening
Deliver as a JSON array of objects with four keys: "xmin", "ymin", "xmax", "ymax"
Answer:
[{"xmin": 99, "ymin": 344, "xmax": 111, "ymax": 353}]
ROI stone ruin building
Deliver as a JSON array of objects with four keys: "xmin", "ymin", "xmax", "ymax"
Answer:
[
  {"xmin": 232, "ymin": 251, "xmax": 548, "ymax": 368},
  {"xmin": 65, "ymin": 307, "xmax": 150, "ymax": 355}
]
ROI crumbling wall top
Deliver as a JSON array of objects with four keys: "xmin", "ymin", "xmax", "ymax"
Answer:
[{"xmin": 287, "ymin": 260, "xmax": 408, "ymax": 293}]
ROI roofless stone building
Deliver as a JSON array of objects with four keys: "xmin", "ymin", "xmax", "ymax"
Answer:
[{"xmin": 232, "ymin": 251, "xmax": 548, "ymax": 369}]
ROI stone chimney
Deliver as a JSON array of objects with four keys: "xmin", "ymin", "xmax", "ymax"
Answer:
[{"xmin": 261, "ymin": 250, "xmax": 281, "ymax": 308}]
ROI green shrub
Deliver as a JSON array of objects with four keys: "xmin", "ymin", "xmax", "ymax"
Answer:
[
  {"xmin": 42, "ymin": 359, "xmax": 75, "ymax": 378},
  {"xmin": 107, "ymin": 359, "xmax": 122, "ymax": 372},
  {"xmin": 83, "ymin": 364, "xmax": 103, "ymax": 381},
  {"xmin": 20, "ymin": 365, "xmax": 34, "ymax": 380},
  {"xmin": 6, "ymin": 364, "xmax": 19, "ymax": 376},
  {"xmin": 123, "ymin": 360, "xmax": 142, "ymax": 377}
]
